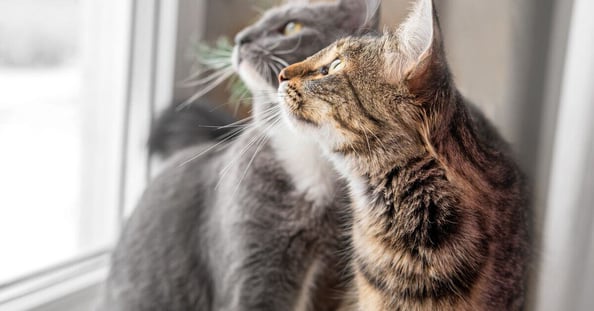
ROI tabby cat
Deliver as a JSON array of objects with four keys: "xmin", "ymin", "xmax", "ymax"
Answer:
[
  {"xmin": 278, "ymin": 0, "xmax": 531, "ymax": 309},
  {"xmin": 100, "ymin": 0, "xmax": 379, "ymax": 310}
]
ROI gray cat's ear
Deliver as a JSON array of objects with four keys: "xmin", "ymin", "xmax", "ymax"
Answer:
[
  {"xmin": 339, "ymin": 0, "xmax": 381, "ymax": 32},
  {"xmin": 384, "ymin": 0, "xmax": 439, "ymax": 82}
]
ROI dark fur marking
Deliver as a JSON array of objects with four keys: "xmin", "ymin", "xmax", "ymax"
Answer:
[
  {"xmin": 345, "ymin": 75, "xmax": 384, "ymax": 125},
  {"xmin": 356, "ymin": 259, "xmax": 391, "ymax": 294}
]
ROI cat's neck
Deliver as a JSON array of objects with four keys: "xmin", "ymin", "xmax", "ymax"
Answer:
[
  {"xmin": 269, "ymin": 121, "xmax": 341, "ymax": 207},
  {"xmin": 427, "ymin": 92, "xmax": 519, "ymax": 193}
]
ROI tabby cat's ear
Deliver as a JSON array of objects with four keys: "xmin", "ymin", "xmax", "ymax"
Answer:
[
  {"xmin": 338, "ymin": 0, "xmax": 381, "ymax": 32},
  {"xmin": 385, "ymin": 0, "xmax": 441, "ymax": 82}
]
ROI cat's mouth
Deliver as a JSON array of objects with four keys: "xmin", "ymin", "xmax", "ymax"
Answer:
[{"xmin": 278, "ymin": 82, "xmax": 317, "ymax": 127}]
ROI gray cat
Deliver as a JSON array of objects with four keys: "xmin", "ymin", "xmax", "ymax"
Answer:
[{"xmin": 100, "ymin": 0, "xmax": 379, "ymax": 310}]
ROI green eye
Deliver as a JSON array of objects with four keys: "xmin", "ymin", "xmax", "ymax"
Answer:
[
  {"xmin": 283, "ymin": 21, "xmax": 303, "ymax": 36},
  {"xmin": 328, "ymin": 59, "xmax": 344, "ymax": 73}
]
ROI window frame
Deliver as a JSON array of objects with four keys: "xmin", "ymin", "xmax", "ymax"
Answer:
[{"xmin": 0, "ymin": 0, "xmax": 204, "ymax": 309}]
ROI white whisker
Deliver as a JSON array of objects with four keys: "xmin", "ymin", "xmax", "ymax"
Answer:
[
  {"xmin": 178, "ymin": 71, "xmax": 235, "ymax": 109},
  {"xmin": 231, "ymin": 127, "xmax": 272, "ymax": 197},
  {"xmin": 269, "ymin": 55, "xmax": 289, "ymax": 68},
  {"xmin": 177, "ymin": 126, "xmax": 244, "ymax": 167},
  {"xmin": 274, "ymin": 35, "xmax": 303, "ymax": 55},
  {"xmin": 214, "ymin": 109, "xmax": 281, "ymax": 190},
  {"xmin": 180, "ymin": 67, "xmax": 234, "ymax": 87}
]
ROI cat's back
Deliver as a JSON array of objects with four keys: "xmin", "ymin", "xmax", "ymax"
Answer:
[{"xmin": 101, "ymin": 143, "xmax": 226, "ymax": 310}]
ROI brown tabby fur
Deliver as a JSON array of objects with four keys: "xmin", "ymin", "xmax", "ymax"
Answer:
[{"xmin": 278, "ymin": 1, "xmax": 531, "ymax": 310}]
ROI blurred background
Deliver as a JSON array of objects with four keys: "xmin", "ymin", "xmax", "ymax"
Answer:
[{"xmin": 0, "ymin": 0, "xmax": 592, "ymax": 310}]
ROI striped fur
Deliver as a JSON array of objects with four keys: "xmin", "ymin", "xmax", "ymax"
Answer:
[{"xmin": 278, "ymin": 0, "xmax": 531, "ymax": 309}]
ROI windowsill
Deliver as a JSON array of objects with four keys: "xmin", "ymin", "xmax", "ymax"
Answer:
[{"xmin": 0, "ymin": 252, "xmax": 109, "ymax": 311}]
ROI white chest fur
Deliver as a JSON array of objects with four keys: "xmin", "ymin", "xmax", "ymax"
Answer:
[{"xmin": 270, "ymin": 122, "xmax": 339, "ymax": 207}]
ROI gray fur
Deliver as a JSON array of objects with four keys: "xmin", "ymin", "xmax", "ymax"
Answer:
[
  {"xmin": 148, "ymin": 99, "xmax": 237, "ymax": 158},
  {"xmin": 102, "ymin": 137, "xmax": 349, "ymax": 310},
  {"xmin": 100, "ymin": 0, "xmax": 380, "ymax": 310}
]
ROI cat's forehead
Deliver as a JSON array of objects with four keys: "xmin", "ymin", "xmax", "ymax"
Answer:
[
  {"xmin": 260, "ymin": 3, "xmax": 335, "ymax": 25},
  {"xmin": 305, "ymin": 37, "xmax": 369, "ymax": 64},
  {"xmin": 312, "ymin": 44, "xmax": 340, "ymax": 63},
  {"xmin": 335, "ymin": 36, "xmax": 377, "ymax": 54}
]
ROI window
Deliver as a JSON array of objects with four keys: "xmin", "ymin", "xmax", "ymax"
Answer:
[
  {"xmin": 0, "ymin": 0, "xmax": 133, "ymax": 308},
  {"xmin": 0, "ymin": 0, "xmax": 186, "ymax": 308}
]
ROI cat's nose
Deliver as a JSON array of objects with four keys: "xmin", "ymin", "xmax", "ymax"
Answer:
[
  {"xmin": 278, "ymin": 69, "xmax": 290, "ymax": 83},
  {"xmin": 279, "ymin": 63, "xmax": 307, "ymax": 83}
]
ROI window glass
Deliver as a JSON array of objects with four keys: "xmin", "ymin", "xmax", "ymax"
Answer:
[{"xmin": 0, "ymin": 0, "xmax": 127, "ymax": 284}]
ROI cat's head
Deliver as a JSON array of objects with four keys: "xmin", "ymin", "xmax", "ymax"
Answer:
[
  {"xmin": 232, "ymin": 0, "xmax": 381, "ymax": 97},
  {"xmin": 278, "ymin": 0, "xmax": 450, "ymax": 169}
]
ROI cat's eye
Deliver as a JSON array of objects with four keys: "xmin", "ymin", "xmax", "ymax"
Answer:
[
  {"xmin": 283, "ymin": 21, "xmax": 303, "ymax": 36},
  {"xmin": 328, "ymin": 59, "xmax": 344, "ymax": 74}
]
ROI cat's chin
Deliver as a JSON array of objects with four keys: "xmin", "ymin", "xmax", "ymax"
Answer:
[
  {"xmin": 278, "ymin": 104, "xmax": 344, "ymax": 160},
  {"xmin": 278, "ymin": 93, "xmax": 315, "ymax": 136}
]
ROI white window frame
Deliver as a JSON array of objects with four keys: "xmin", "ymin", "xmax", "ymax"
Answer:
[
  {"xmin": 534, "ymin": 0, "xmax": 594, "ymax": 309},
  {"xmin": 0, "ymin": 0, "xmax": 206, "ymax": 309}
]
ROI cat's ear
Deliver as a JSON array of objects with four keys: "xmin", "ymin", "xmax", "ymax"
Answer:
[
  {"xmin": 384, "ymin": 0, "xmax": 442, "ymax": 83},
  {"xmin": 338, "ymin": 0, "xmax": 381, "ymax": 32}
]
